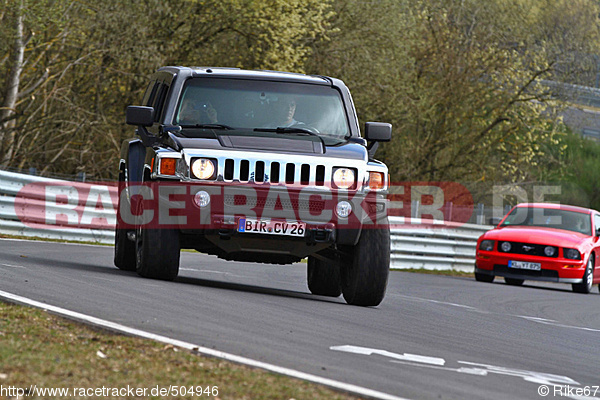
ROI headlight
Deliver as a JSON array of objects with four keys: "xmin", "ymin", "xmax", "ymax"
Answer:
[
  {"xmin": 500, "ymin": 241, "xmax": 512, "ymax": 252},
  {"xmin": 332, "ymin": 168, "xmax": 355, "ymax": 189},
  {"xmin": 544, "ymin": 246, "xmax": 556, "ymax": 257},
  {"xmin": 479, "ymin": 240, "xmax": 494, "ymax": 251},
  {"xmin": 191, "ymin": 158, "xmax": 216, "ymax": 180},
  {"xmin": 564, "ymin": 248, "xmax": 581, "ymax": 260}
]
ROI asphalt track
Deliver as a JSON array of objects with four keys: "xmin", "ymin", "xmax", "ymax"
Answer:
[{"xmin": 1, "ymin": 238, "xmax": 600, "ymax": 400}]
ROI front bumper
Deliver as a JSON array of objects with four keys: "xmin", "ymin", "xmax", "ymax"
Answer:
[{"xmin": 475, "ymin": 252, "xmax": 585, "ymax": 283}]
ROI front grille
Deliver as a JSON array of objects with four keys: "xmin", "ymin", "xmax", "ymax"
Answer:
[
  {"xmin": 223, "ymin": 159, "xmax": 326, "ymax": 186},
  {"xmin": 224, "ymin": 194, "xmax": 326, "ymax": 213},
  {"xmin": 498, "ymin": 241, "xmax": 558, "ymax": 258}
]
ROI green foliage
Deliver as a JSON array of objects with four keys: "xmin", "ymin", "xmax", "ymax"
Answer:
[
  {"xmin": 0, "ymin": 0, "xmax": 599, "ymax": 187},
  {"xmin": 0, "ymin": 0, "xmax": 333, "ymax": 179}
]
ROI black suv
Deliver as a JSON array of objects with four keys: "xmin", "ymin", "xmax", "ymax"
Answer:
[{"xmin": 115, "ymin": 66, "xmax": 392, "ymax": 306}]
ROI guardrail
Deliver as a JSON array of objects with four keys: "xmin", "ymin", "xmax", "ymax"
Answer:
[
  {"xmin": 389, "ymin": 218, "xmax": 490, "ymax": 272},
  {"xmin": 0, "ymin": 170, "xmax": 116, "ymax": 244},
  {"xmin": 0, "ymin": 169, "xmax": 489, "ymax": 271}
]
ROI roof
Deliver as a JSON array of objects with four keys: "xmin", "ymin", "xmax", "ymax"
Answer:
[
  {"xmin": 514, "ymin": 203, "xmax": 597, "ymax": 214},
  {"xmin": 157, "ymin": 66, "xmax": 332, "ymax": 86}
]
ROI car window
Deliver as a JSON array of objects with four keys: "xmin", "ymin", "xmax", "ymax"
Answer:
[
  {"xmin": 174, "ymin": 78, "xmax": 350, "ymax": 139},
  {"xmin": 594, "ymin": 214, "xmax": 600, "ymax": 236},
  {"xmin": 501, "ymin": 207, "xmax": 592, "ymax": 235}
]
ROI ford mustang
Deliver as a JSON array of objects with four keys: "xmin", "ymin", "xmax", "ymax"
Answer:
[{"xmin": 475, "ymin": 203, "xmax": 600, "ymax": 293}]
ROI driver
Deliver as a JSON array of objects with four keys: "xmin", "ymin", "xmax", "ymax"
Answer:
[
  {"xmin": 178, "ymin": 98, "xmax": 218, "ymax": 125},
  {"xmin": 272, "ymin": 98, "xmax": 302, "ymax": 127}
]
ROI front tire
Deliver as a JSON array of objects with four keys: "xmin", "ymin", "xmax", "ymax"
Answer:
[
  {"xmin": 307, "ymin": 256, "xmax": 342, "ymax": 297},
  {"xmin": 135, "ymin": 225, "xmax": 180, "ymax": 281},
  {"xmin": 475, "ymin": 271, "xmax": 494, "ymax": 283},
  {"xmin": 572, "ymin": 256, "xmax": 594, "ymax": 294},
  {"xmin": 340, "ymin": 224, "xmax": 390, "ymax": 307}
]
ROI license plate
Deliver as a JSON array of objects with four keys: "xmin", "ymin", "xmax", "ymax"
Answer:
[
  {"xmin": 508, "ymin": 260, "xmax": 541, "ymax": 271},
  {"xmin": 238, "ymin": 218, "xmax": 306, "ymax": 237}
]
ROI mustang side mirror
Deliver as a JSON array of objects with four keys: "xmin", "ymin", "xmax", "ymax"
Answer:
[
  {"xmin": 489, "ymin": 217, "xmax": 502, "ymax": 226},
  {"xmin": 126, "ymin": 106, "xmax": 158, "ymax": 147},
  {"xmin": 365, "ymin": 122, "xmax": 392, "ymax": 159}
]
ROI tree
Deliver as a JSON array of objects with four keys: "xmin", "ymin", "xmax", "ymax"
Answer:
[
  {"xmin": 306, "ymin": 0, "xmax": 585, "ymax": 197},
  {"xmin": 0, "ymin": 0, "xmax": 333, "ymax": 179}
]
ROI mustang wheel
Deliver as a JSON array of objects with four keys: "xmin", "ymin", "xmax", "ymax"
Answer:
[
  {"xmin": 572, "ymin": 256, "xmax": 594, "ymax": 294},
  {"xmin": 340, "ymin": 222, "xmax": 390, "ymax": 307},
  {"xmin": 307, "ymin": 256, "xmax": 342, "ymax": 297},
  {"xmin": 504, "ymin": 277, "xmax": 524, "ymax": 286},
  {"xmin": 475, "ymin": 271, "xmax": 494, "ymax": 283}
]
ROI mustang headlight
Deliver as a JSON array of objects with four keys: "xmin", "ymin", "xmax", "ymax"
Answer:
[
  {"xmin": 191, "ymin": 158, "xmax": 216, "ymax": 180},
  {"xmin": 479, "ymin": 240, "xmax": 494, "ymax": 251},
  {"xmin": 564, "ymin": 248, "xmax": 581, "ymax": 260},
  {"xmin": 544, "ymin": 246, "xmax": 556, "ymax": 257},
  {"xmin": 332, "ymin": 168, "xmax": 355, "ymax": 189}
]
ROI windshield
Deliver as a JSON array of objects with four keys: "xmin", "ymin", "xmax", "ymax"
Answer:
[
  {"xmin": 174, "ymin": 78, "xmax": 350, "ymax": 139},
  {"xmin": 500, "ymin": 206, "xmax": 592, "ymax": 235}
]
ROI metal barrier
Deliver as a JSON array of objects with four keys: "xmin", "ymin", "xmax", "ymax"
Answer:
[
  {"xmin": 389, "ymin": 218, "xmax": 490, "ymax": 272},
  {"xmin": 0, "ymin": 169, "xmax": 489, "ymax": 270},
  {"xmin": 0, "ymin": 170, "xmax": 116, "ymax": 244}
]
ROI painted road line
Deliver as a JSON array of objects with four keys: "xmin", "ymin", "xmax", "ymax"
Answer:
[{"xmin": 0, "ymin": 289, "xmax": 410, "ymax": 400}]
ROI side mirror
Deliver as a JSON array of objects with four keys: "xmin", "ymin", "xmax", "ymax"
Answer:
[
  {"xmin": 489, "ymin": 217, "xmax": 502, "ymax": 226},
  {"xmin": 364, "ymin": 122, "xmax": 392, "ymax": 159},
  {"xmin": 365, "ymin": 122, "xmax": 392, "ymax": 142},
  {"xmin": 595, "ymin": 227, "xmax": 600, "ymax": 237},
  {"xmin": 126, "ymin": 106, "xmax": 155, "ymax": 127}
]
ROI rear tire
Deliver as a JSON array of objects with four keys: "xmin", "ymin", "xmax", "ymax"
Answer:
[
  {"xmin": 307, "ymin": 256, "xmax": 342, "ymax": 297},
  {"xmin": 340, "ymin": 224, "xmax": 390, "ymax": 307},
  {"xmin": 114, "ymin": 172, "xmax": 136, "ymax": 271},
  {"xmin": 572, "ymin": 256, "xmax": 594, "ymax": 294},
  {"xmin": 504, "ymin": 277, "xmax": 524, "ymax": 286}
]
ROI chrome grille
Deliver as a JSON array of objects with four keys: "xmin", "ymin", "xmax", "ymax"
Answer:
[{"xmin": 223, "ymin": 159, "xmax": 326, "ymax": 186}]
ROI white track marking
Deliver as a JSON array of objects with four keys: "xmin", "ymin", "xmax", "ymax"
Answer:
[{"xmin": 0, "ymin": 290, "xmax": 409, "ymax": 400}]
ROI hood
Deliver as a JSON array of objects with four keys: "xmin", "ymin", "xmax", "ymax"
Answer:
[
  {"xmin": 483, "ymin": 226, "xmax": 590, "ymax": 248},
  {"xmin": 171, "ymin": 133, "xmax": 368, "ymax": 161}
]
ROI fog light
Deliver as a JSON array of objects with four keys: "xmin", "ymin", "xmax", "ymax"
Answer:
[
  {"xmin": 194, "ymin": 191, "xmax": 210, "ymax": 208},
  {"xmin": 336, "ymin": 200, "xmax": 352, "ymax": 218}
]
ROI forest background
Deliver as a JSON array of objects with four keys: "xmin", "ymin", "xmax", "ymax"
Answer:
[{"xmin": 1, "ymin": 0, "xmax": 600, "ymax": 208}]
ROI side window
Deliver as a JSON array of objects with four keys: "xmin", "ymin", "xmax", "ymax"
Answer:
[
  {"xmin": 143, "ymin": 81, "xmax": 160, "ymax": 107},
  {"xmin": 594, "ymin": 214, "xmax": 600, "ymax": 236},
  {"xmin": 152, "ymin": 83, "xmax": 170, "ymax": 122}
]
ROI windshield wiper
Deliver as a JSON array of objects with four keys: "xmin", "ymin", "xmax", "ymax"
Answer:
[
  {"xmin": 254, "ymin": 127, "xmax": 319, "ymax": 136},
  {"xmin": 180, "ymin": 124, "xmax": 234, "ymax": 130}
]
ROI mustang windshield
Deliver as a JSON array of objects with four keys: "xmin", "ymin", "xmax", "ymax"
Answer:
[
  {"xmin": 175, "ymin": 78, "xmax": 350, "ymax": 139},
  {"xmin": 501, "ymin": 207, "xmax": 592, "ymax": 235}
]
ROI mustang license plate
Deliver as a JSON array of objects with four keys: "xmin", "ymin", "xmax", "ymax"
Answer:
[
  {"xmin": 508, "ymin": 260, "xmax": 541, "ymax": 271},
  {"xmin": 238, "ymin": 218, "xmax": 306, "ymax": 237}
]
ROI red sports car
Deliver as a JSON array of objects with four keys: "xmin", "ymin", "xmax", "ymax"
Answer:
[{"xmin": 475, "ymin": 203, "xmax": 600, "ymax": 293}]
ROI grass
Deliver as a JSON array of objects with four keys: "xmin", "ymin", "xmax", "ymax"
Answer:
[{"xmin": 0, "ymin": 302, "xmax": 362, "ymax": 400}]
